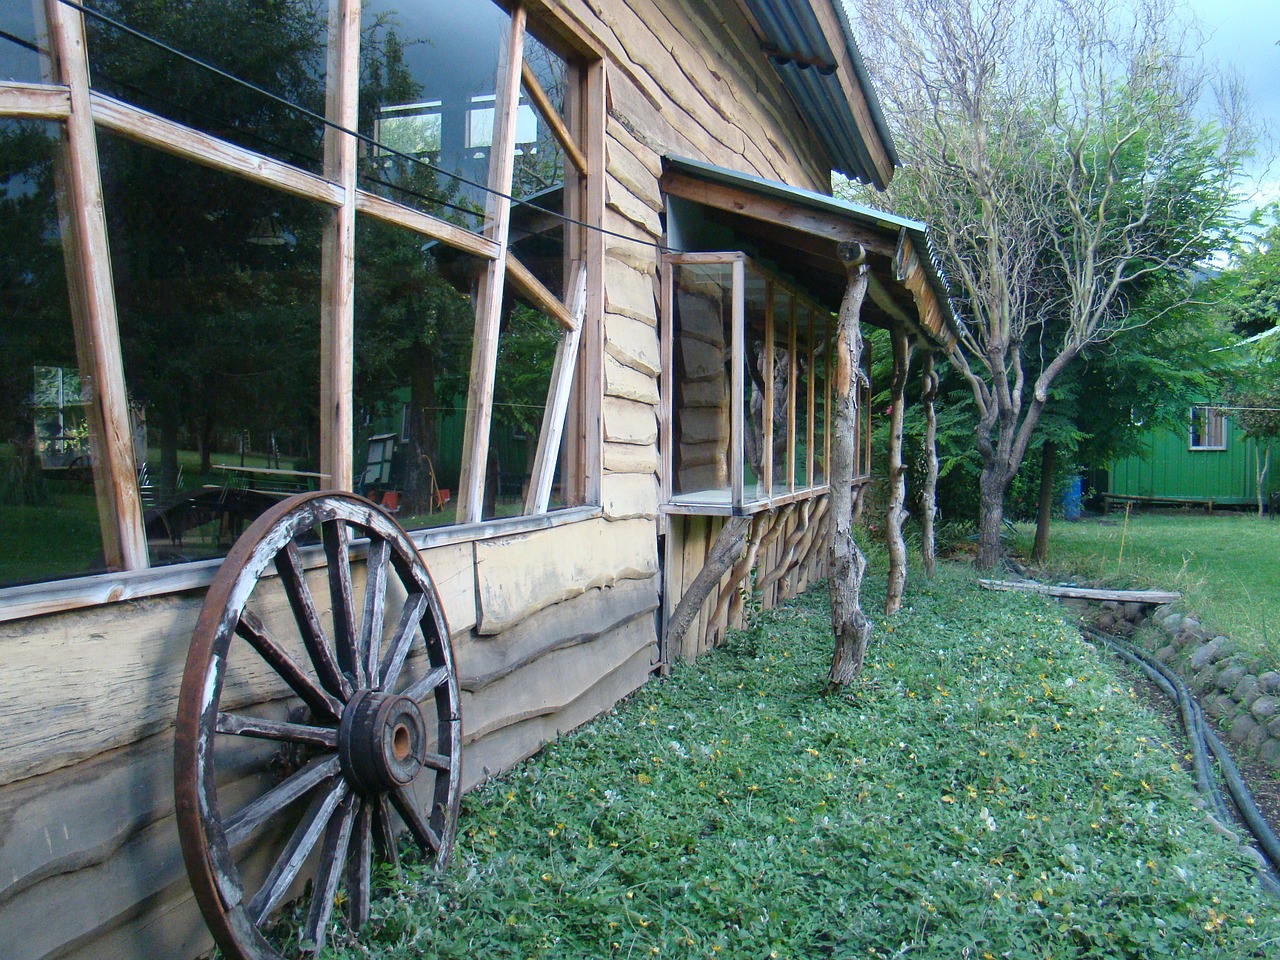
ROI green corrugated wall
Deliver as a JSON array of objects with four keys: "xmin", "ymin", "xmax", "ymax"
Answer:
[{"xmin": 1108, "ymin": 416, "xmax": 1278, "ymax": 505}]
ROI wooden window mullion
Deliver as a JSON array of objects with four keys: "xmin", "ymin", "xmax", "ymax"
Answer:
[
  {"xmin": 455, "ymin": 4, "xmax": 527, "ymax": 524},
  {"xmin": 319, "ymin": 0, "xmax": 359, "ymax": 491},
  {"xmin": 45, "ymin": 0, "xmax": 147, "ymax": 570}
]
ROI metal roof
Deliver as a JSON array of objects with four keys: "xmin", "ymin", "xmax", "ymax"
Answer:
[
  {"xmin": 735, "ymin": 0, "xmax": 898, "ymax": 188},
  {"xmin": 664, "ymin": 155, "xmax": 959, "ymax": 342}
]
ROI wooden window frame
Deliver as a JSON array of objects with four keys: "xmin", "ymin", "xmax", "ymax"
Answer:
[
  {"xmin": 1189, "ymin": 404, "xmax": 1227, "ymax": 451},
  {"xmin": 660, "ymin": 251, "xmax": 843, "ymax": 518},
  {"xmin": 0, "ymin": 0, "xmax": 604, "ymax": 599}
]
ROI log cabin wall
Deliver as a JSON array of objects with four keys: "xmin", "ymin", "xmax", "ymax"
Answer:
[{"xmin": 0, "ymin": 1, "xmax": 844, "ymax": 957}]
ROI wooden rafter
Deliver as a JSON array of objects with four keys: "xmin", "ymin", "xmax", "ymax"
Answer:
[{"xmin": 520, "ymin": 60, "xmax": 587, "ymax": 175}]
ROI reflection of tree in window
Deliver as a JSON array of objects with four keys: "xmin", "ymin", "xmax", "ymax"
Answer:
[
  {"xmin": 1190, "ymin": 405, "xmax": 1225, "ymax": 449},
  {"xmin": 85, "ymin": 0, "xmax": 329, "ymax": 172},
  {"xmin": 353, "ymin": 218, "xmax": 475, "ymax": 518}
]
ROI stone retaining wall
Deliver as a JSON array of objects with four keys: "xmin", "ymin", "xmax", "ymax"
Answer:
[{"xmin": 1104, "ymin": 601, "xmax": 1280, "ymax": 774}]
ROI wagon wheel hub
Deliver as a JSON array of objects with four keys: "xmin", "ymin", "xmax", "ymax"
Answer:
[{"xmin": 339, "ymin": 690, "xmax": 429, "ymax": 793}]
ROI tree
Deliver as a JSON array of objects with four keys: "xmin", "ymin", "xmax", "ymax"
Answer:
[{"xmin": 851, "ymin": 0, "xmax": 1247, "ymax": 568}]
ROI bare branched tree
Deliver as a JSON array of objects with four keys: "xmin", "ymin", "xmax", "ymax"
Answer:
[{"xmin": 851, "ymin": 0, "xmax": 1248, "ymax": 567}]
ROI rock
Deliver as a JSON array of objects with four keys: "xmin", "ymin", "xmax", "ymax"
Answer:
[
  {"xmin": 1246, "ymin": 724, "xmax": 1270, "ymax": 754},
  {"xmin": 1217, "ymin": 665, "xmax": 1247, "ymax": 693},
  {"xmin": 1156, "ymin": 645, "xmax": 1178, "ymax": 663},
  {"xmin": 1260, "ymin": 738, "xmax": 1280, "ymax": 773},
  {"xmin": 1229, "ymin": 713, "xmax": 1260, "ymax": 747},
  {"xmin": 1258, "ymin": 671, "xmax": 1280, "ymax": 695},
  {"xmin": 1160, "ymin": 613, "xmax": 1184, "ymax": 635},
  {"xmin": 1241, "ymin": 845, "xmax": 1270, "ymax": 871},
  {"xmin": 1176, "ymin": 622, "xmax": 1206, "ymax": 644},
  {"xmin": 1268, "ymin": 715, "xmax": 1280, "ymax": 740},
  {"xmin": 1100, "ymin": 600, "xmax": 1121, "ymax": 613},
  {"xmin": 1122, "ymin": 602, "xmax": 1145, "ymax": 622},
  {"xmin": 1233, "ymin": 677, "xmax": 1262, "ymax": 708},
  {"xmin": 1114, "ymin": 618, "xmax": 1135, "ymax": 637},
  {"xmin": 1151, "ymin": 604, "xmax": 1176, "ymax": 626},
  {"xmin": 1203, "ymin": 694, "xmax": 1234, "ymax": 720},
  {"xmin": 1251, "ymin": 696, "xmax": 1279, "ymax": 721},
  {"xmin": 1189, "ymin": 638, "xmax": 1232, "ymax": 671},
  {"xmin": 1182, "ymin": 616, "xmax": 1202, "ymax": 635},
  {"xmin": 1095, "ymin": 612, "xmax": 1116, "ymax": 631}
]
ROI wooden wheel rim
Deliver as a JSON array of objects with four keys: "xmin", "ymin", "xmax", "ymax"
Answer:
[{"xmin": 175, "ymin": 491, "xmax": 462, "ymax": 960}]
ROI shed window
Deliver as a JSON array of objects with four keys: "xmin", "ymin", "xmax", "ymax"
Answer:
[
  {"xmin": 1189, "ymin": 405, "xmax": 1226, "ymax": 451},
  {"xmin": 661, "ymin": 252, "xmax": 868, "ymax": 516}
]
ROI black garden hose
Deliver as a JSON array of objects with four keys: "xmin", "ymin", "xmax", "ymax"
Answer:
[{"xmin": 1084, "ymin": 627, "xmax": 1280, "ymax": 896}]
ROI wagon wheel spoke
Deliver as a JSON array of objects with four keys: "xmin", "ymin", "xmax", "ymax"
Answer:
[
  {"xmin": 322, "ymin": 520, "xmax": 360, "ymax": 684},
  {"xmin": 216, "ymin": 712, "xmax": 338, "ymax": 750},
  {"xmin": 301, "ymin": 791, "xmax": 358, "ymax": 954},
  {"xmin": 389, "ymin": 784, "xmax": 442, "ymax": 858},
  {"xmin": 372, "ymin": 795, "xmax": 400, "ymax": 875},
  {"xmin": 345, "ymin": 799, "xmax": 373, "ymax": 932},
  {"xmin": 359, "ymin": 536, "xmax": 391, "ymax": 689},
  {"xmin": 276, "ymin": 540, "xmax": 353, "ymax": 701},
  {"xmin": 378, "ymin": 591, "xmax": 428, "ymax": 691},
  {"xmin": 223, "ymin": 755, "xmax": 342, "ymax": 851},
  {"xmin": 402, "ymin": 664, "xmax": 450, "ymax": 704},
  {"xmin": 248, "ymin": 779, "xmax": 350, "ymax": 925},
  {"xmin": 236, "ymin": 610, "xmax": 344, "ymax": 722}
]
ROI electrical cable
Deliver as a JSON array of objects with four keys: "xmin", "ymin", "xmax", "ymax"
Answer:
[{"xmin": 58, "ymin": 0, "xmax": 680, "ymax": 254}]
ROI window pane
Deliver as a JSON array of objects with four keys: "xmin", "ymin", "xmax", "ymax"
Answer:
[
  {"xmin": 99, "ymin": 132, "xmax": 324, "ymax": 565},
  {"xmin": 1, "ymin": 0, "xmax": 48, "ymax": 83},
  {"xmin": 812, "ymin": 325, "xmax": 828, "ymax": 487},
  {"xmin": 768, "ymin": 282, "xmax": 791, "ymax": 492},
  {"xmin": 0, "ymin": 119, "xmax": 107, "ymax": 585},
  {"xmin": 359, "ymin": 0, "xmax": 510, "ymax": 231},
  {"xmin": 670, "ymin": 262, "xmax": 734, "ymax": 504},
  {"xmin": 353, "ymin": 215, "xmax": 480, "ymax": 530},
  {"xmin": 794, "ymin": 307, "xmax": 810, "ymax": 487},
  {"xmin": 85, "ymin": 0, "xmax": 328, "ymax": 172},
  {"xmin": 486, "ymin": 295, "xmax": 562, "ymax": 519}
]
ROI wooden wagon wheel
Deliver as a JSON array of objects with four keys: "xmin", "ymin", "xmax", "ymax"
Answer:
[{"xmin": 175, "ymin": 491, "xmax": 462, "ymax": 960}]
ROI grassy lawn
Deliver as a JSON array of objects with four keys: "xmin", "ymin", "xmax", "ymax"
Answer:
[
  {"xmin": 324, "ymin": 562, "xmax": 1279, "ymax": 959},
  {"xmin": 1014, "ymin": 513, "xmax": 1280, "ymax": 665}
]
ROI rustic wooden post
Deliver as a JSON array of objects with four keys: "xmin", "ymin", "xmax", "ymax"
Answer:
[
  {"xmin": 920, "ymin": 351, "xmax": 939, "ymax": 577},
  {"xmin": 827, "ymin": 242, "xmax": 872, "ymax": 688},
  {"xmin": 884, "ymin": 325, "xmax": 912, "ymax": 614}
]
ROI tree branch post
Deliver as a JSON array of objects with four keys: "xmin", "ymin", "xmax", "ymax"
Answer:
[
  {"xmin": 920, "ymin": 351, "xmax": 939, "ymax": 578},
  {"xmin": 662, "ymin": 515, "xmax": 753, "ymax": 662},
  {"xmin": 885, "ymin": 325, "xmax": 912, "ymax": 615},
  {"xmin": 827, "ymin": 242, "xmax": 872, "ymax": 688}
]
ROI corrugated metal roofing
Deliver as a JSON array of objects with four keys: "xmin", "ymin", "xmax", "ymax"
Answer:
[
  {"xmin": 735, "ymin": 0, "xmax": 898, "ymax": 188},
  {"xmin": 664, "ymin": 155, "xmax": 960, "ymax": 340}
]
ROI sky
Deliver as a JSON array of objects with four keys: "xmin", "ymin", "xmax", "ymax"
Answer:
[{"xmin": 1183, "ymin": 0, "xmax": 1280, "ymax": 211}]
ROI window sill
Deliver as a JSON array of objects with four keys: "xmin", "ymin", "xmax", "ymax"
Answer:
[{"xmin": 0, "ymin": 505, "xmax": 603, "ymax": 625}]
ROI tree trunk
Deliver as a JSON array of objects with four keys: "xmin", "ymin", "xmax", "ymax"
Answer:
[
  {"xmin": 884, "ymin": 326, "xmax": 912, "ymax": 615},
  {"xmin": 1032, "ymin": 440, "xmax": 1056, "ymax": 562},
  {"xmin": 976, "ymin": 463, "xmax": 1005, "ymax": 570},
  {"xmin": 1258, "ymin": 444, "xmax": 1271, "ymax": 519},
  {"xmin": 920, "ymin": 352, "xmax": 939, "ymax": 577},
  {"xmin": 827, "ymin": 244, "xmax": 872, "ymax": 688},
  {"xmin": 402, "ymin": 341, "xmax": 438, "ymax": 514},
  {"xmin": 663, "ymin": 515, "xmax": 752, "ymax": 662}
]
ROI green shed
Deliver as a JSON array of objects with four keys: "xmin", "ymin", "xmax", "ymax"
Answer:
[{"xmin": 1106, "ymin": 403, "xmax": 1279, "ymax": 508}]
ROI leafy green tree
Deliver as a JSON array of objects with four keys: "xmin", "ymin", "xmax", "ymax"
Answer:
[{"xmin": 849, "ymin": 0, "xmax": 1248, "ymax": 569}]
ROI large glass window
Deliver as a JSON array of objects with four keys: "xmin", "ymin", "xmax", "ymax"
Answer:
[
  {"xmin": 663, "ymin": 253, "xmax": 844, "ymax": 516},
  {"xmin": 84, "ymin": 0, "xmax": 329, "ymax": 172},
  {"xmin": 358, "ymin": 0, "xmax": 509, "ymax": 230},
  {"xmin": 99, "ymin": 132, "xmax": 324, "ymax": 566},
  {"xmin": 0, "ymin": 119, "xmax": 108, "ymax": 586},
  {"xmin": 0, "ymin": 0, "xmax": 600, "ymax": 588},
  {"xmin": 1, "ymin": 0, "xmax": 48, "ymax": 83}
]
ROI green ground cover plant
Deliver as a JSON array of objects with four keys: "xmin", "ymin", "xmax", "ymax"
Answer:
[
  {"xmin": 1015, "ymin": 514, "xmax": 1280, "ymax": 664},
  {"xmin": 327, "ymin": 561, "xmax": 1280, "ymax": 959}
]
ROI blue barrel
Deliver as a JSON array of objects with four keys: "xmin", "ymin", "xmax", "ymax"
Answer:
[{"xmin": 1062, "ymin": 475, "xmax": 1083, "ymax": 519}]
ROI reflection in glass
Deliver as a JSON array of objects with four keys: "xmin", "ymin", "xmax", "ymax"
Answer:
[
  {"xmin": 1, "ymin": 0, "xmax": 48, "ymax": 84},
  {"xmin": 794, "ymin": 305, "xmax": 811, "ymax": 487},
  {"xmin": 353, "ymin": 215, "xmax": 478, "ymax": 530},
  {"xmin": 359, "ymin": 0, "xmax": 509, "ymax": 230},
  {"xmin": 99, "ymin": 132, "xmax": 323, "ymax": 566},
  {"xmin": 486, "ymin": 296, "xmax": 560, "ymax": 518},
  {"xmin": 670, "ymin": 262, "xmax": 734, "ymax": 503},
  {"xmin": 84, "ymin": 0, "xmax": 328, "ymax": 172},
  {"xmin": 0, "ymin": 119, "xmax": 107, "ymax": 585},
  {"xmin": 812, "ymin": 327, "xmax": 828, "ymax": 486}
]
